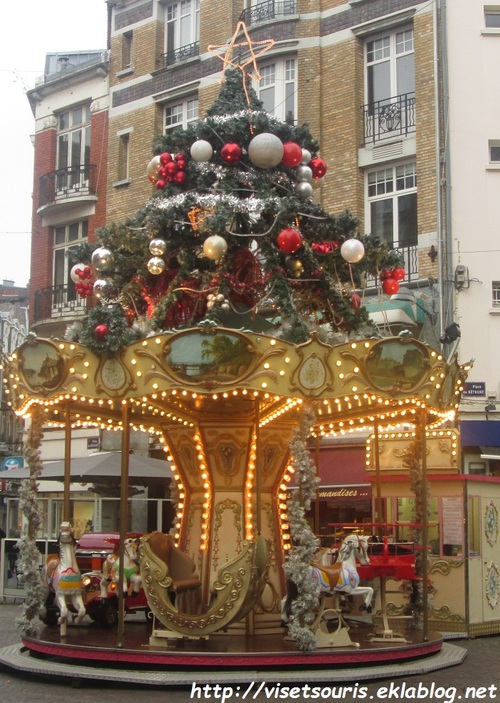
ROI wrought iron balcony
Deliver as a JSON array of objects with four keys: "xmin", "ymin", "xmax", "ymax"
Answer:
[
  {"xmin": 39, "ymin": 164, "xmax": 97, "ymax": 208},
  {"xmin": 361, "ymin": 92, "xmax": 416, "ymax": 145},
  {"xmin": 162, "ymin": 41, "xmax": 199, "ymax": 68},
  {"xmin": 239, "ymin": 0, "xmax": 296, "ymax": 25},
  {"xmin": 365, "ymin": 245, "xmax": 419, "ymax": 288},
  {"xmin": 33, "ymin": 284, "xmax": 88, "ymax": 323}
]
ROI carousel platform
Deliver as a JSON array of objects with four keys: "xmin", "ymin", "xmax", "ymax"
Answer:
[{"xmin": 0, "ymin": 617, "xmax": 467, "ymax": 686}]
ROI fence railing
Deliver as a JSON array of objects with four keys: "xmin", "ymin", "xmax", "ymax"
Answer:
[
  {"xmin": 361, "ymin": 93, "xmax": 416, "ymax": 145},
  {"xmin": 162, "ymin": 41, "xmax": 200, "ymax": 68},
  {"xmin": 365, "ymin": 245, "xmax": 419, "ymax": 288},
  {"xmin": 239, "ymin": 0, "xmax": 296, "ymax": 25},
  {"xmin": 39, "ymin": 164, "xmax": 96, "ymax": 207},
  {"xmin": 33, "ymin": 284, "xmax": 88, "ymax": 322}
]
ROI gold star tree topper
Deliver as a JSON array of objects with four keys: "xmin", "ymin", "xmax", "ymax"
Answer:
[{"xmin": 207, "ymin": 21, "xmax": 275, "ymax": 105}]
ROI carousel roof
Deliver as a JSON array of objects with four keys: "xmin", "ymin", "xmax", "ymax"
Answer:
[{"xmin": 3, "ymin": 326, "xmax": 469, "ymax": 437}]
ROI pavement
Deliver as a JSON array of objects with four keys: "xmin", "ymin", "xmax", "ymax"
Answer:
[{"xmin": 0, "ymin": 601, "xmax": 499, "ymax": 702}]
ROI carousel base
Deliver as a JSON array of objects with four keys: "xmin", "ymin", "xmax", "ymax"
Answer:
[{"xmin": 0, "ymin": 617, "xmax": 468, "ymax": 686}]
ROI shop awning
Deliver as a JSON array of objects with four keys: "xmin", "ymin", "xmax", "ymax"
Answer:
[{"xmin": 460, "ymin": 420, "xmax": 500, "ymax": 447}]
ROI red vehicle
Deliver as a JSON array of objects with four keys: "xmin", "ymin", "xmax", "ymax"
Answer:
[{"xmin": 76, "ymin": 532, "xmax": 150, "ymax": 628}]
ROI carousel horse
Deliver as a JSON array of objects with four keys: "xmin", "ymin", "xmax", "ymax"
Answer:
[
  {"xmin": 100, "ymin": 536, "xmax": 142, "ymax": 598},
  {"xmin": 43, "ymin": 522, "xmax": 86, "ymax": 628}
]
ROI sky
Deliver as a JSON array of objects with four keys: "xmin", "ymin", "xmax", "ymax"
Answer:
[{"xmin": 0, "ymin": 0, "xmax": 108, "ymax": 289}]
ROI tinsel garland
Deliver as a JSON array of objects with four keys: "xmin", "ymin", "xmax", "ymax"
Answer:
[
  {"xmin": 282, "ymin": 405, "xmax": 321, "ymax": 651},
  {"xmin": 15, "ymin": 406, "xmax": 46, "ymax": 635}
]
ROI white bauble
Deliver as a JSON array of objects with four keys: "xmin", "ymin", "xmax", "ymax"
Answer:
[
  {"xmin": 147, "ymin": 256, "xmax": 166, "ymax": 275},
  {"xmin": 203, "ymin": 235, "xmax": 228, "ymax": 261},
  {"xmin": 91, "ymin": 247, "xmax": 113, "ymax": 271},
  {"xmin": 146, "ymin": 155, "xmax": 162, "ymax": 182},
  {"xmin": 301, "ymin": 148, "xmax": 312, "ymax": 165},
  {"xmin": 296, "ymin": 165, "xmax": 313, "ymax": 183},
  {"xmin": 70, "ymin": 263, "xmax": 85, "ymax": 283},
  {"xmin": 296, "ymin": 181, "xmax": 314, "ymax": 198},
  {"xmin": 190, "ymin": 139, "xmax": 213, "ymax": 162},
  {"xmin": 340, "ymin": 239, "xmax": 365, "ymax": 263},
  {"xmin": 248, "ymin": 133, "xmax": 284, "ymax": 169},
  {"xmin": 149, "ymin": 238, "xmax": 167, "ymax": 256}
]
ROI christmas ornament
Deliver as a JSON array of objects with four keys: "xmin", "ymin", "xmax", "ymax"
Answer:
[
  {"xmin": 285, "ymin": 257, "xmax": 304, "ymax": 278},
  {"xmin": 220, "ymin": 142, "xmax": 243, "ymax": 164},
  {"xmin": 70, "ymin": 263, "xmax": 91, "ymax": 283},
  {"xmin": 91, "ymin": 247, "xmax": 114, "ymax": 271},
  {"xmin": 190, "ymin": 139, "xmax": 213, "ymax": 162},
  {"xmin": 203, "ymin": 234, "xmax": 228, "ymax": 261},
  {"xmin": 175, "ymin": 171, "xmax": 188, "ymax": 185},
  {"xmin": 340, "ymin": 239, "xmax": 365, "ymax": 263},
  {"xmin": 392, "ymin": 267, "xmax": 405, "ymax": 281},
  {"xmin": 146, "ymin": 155, "xmax": 162, "ymax": 182},
  {"xmin": 282, "ymin": 142, "xmax": 303, "ymax": 168},
  {"xmin": 310, "ymin": 157, "xmax": 327, "ymax": 179},
  {"xmin": 75, "ymin": 281, "xmax": 93, "ymax": 298},
  {"xmin": 296, "ymin": 165, "xmax": 313, "ymax": 183},
  {"xmin": 93, "ymin": 278, "xmax": 113, "ymax": 299},
  {"xmin": 160, "ymin": 152, "xmax": 172, "ymax": 165},
  {"xmin": 312, "ymin": 241, "xmax": 338, "ymax": 255},
  {"xmin": 164, "ymin": 161, "xmax": 178, "ymax": 178},
  {"xmin": 149, "ymin": 238, "xmax": 167, "ymax": 256},
  {"xmin": 379, "ymin": 269, "xmax": 391, "ymax": 281},
  {"xmin": 147, "ymin": 256, "xmax": 166, "ymax": 275},
  {"xmin": 155, "ymin": 179, "xmax": 166, "ymax": 190},
  {"xmin": 277, "ymin": 227, "xmax": 303, "ymax": 254},
  {"xmin": 311, "ymin": 176, "xmax": 324, "ymax": 190},
  {"xmin": 248, "ymin": 133, "xmax": 284, "ymax": 168},
  {"xmin": 94, "ymin": 324, "xmax": 109, "ymax": 340},
  {"xmin": 382, "ymin": 277, "xmax": 400, "ymax": 295},
  {"xmin": 301, "ymin": 148, "xmax": 312, "ymax": 164},
  {"xmin": 296, "ymin": 181, "xmax": 313, "ymax": 199},
  {"xmin": 351, "ymin": 292, "xmax": 362, "ymax": 311}
]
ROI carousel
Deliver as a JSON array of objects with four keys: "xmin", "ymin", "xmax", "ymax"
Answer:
[{"xmin": 1, "ymin": 328, "xmax": 470, "ymax": 672}]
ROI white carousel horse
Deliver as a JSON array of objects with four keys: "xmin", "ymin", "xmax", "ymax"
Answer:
[
  {"xmin": 100, "ymin": 537, "xmax": 142, "ymax": 598},
  {"xmin": 44, "ymin": 522, "xmax": 86, "ymax": 627},
  {"xmin": 309, "ymin": 534, "xmax": 374, "ymax": 612}
]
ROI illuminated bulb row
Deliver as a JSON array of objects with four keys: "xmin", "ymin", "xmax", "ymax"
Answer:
[
  {"xmin": 277, "ymin": 463, "xmax": 295, "ymax": 551},
  {"xmin": 193, "ymin": 433, "xmax": 211, "ymax": 552},
  {"xmin": 167, "ymin": 449, "xmax": 185, "ymax": 548},
  {"xmin": 244, "ymin": 435, "xmax": 257, "ymax": 541},
  {"xmin": 260, "ymin": 398, "xmax": 303, "ymax": 426}
]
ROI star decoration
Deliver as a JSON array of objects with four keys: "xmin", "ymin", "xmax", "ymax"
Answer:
[{"xmin": 207, "ymin": 21, "xmax": 275, "ymax": 105}]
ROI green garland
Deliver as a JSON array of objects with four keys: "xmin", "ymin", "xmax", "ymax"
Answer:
[{"xmin": 72, "ymin": 304, "xmax": 141, "ymax": 355}]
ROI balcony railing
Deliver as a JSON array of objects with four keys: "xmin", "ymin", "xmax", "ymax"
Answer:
[
  {"xmin": 162, "ymin": 41, "xmax": 200, "ymax": 68},
  {"xmin": 239, "ymin": 0, "xmax": 296, "ymax": 25},
  {"xmin": 361, "ymin": 93, "xmax": 416, "ymax": 145},
  {"xmin": 365, "ymin": 245, "xmax": 419, "ymax": 288},
  {"xmin": 34, "ymin": 284, "xmax": 88, "ymax": 323},
  {"xmin": 39, "ymin": 164, "xmax": 97, "ymax": 208}
]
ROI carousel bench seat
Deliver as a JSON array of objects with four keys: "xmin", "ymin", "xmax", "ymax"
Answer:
[{"xmin": 145, "ymin": 531, "xmax": 201, "ymax": 613}]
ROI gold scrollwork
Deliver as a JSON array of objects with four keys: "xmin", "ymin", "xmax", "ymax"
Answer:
[{"xmin": 429, "ymin": 559, "xmax": 464, "ymax": 575}]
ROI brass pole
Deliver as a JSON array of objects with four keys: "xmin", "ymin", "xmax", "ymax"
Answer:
[
  {"xmin": 421, "ymin": 408, "xmax": 429, "ymax": 642},
  {"xmin": 373, "ymin": 424, "xmax": 383, "ymax": 542},
  {"xmin": 117, "ymin": 402, "xmax": 130, "ymax": 649},
  {"xmin": 63, "ymin": 402, "xmax": 72, "ymax": 522},
  {"xmin": 255, "ymin": 402, "xmax": 261, "ymax": 535},
  {"xmin": 314, "ymin": 435, "xmax": 320, "ymax": 539}
]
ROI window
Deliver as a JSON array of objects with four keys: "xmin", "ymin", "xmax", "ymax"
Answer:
[
  {"xmin": 164, "ymin": 97, "xmax": 198, "ymax": 133},
  {"xmin": 53, "ymin": 221, "xmax": 88, "ymax": 305},
  {"xmin": 367, "ymin": 162, "xmax": 417, "ymax": 248},
  {"xmin": 121, "ymin": 31, "xmax": 133, "ymax": 70},
  {"xmin": 256, "ymin": 58, "xmax": 297, "ymax": 123},
  {"xmin": 366, "ymin": 27, "xmax": 414, "ymax": 105},
  {"xmin": 489, "ymin": 140, "xmax": 500, "ymax": 162},
  {"xmin": 492, "ymin": 281, "xmax": 500, "ymax": 306},
  {"xmin": 116, "ymin": 129, "xmax": 131, "ymax": 183},
  {"xmin": 165, "ymin": 0, "xmax": 200, "ymax": 52},
  {"xmin": 56, "ymin": 105, "xmax": 91, "ymax": 192},
  {"xmin": 485, "ymin": 6, "xmax": 500, "ymax": 27}
]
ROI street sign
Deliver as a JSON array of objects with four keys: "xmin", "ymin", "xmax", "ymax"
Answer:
[
  {"xmin": 462, "ymin": 382, "xmax": 486, "ymax": 397},
  {"xmin": 1, "ymin": 456, "xmax": 24, "ymax": 471}
]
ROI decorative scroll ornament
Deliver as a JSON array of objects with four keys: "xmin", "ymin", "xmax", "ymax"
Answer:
[
  {"xmin": 485, "ymin": 501, "xmax": 498, "ymax": 547},
  {"xmin": 485, "ymin": 561, "xmax": 500, "ymax": 609}
]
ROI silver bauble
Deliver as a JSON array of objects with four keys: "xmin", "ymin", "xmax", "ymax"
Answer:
[
  {"xmin": 91, "ymin": 247, "xmax": 114, "ymax": 271},
  {"xmin": 149, "ymin": 238, "xmax": 167, "ymax": 256},
  {"xmin": 147, "ymin": 256, "xmax": 166, "ymax": 275},
  {"xmin": 301, "ymin": 148, "xmax": 312, "ymax": 164},
  {"xmin": 203, "ymin": 235, "xmax": 228, "ymax": 261},
  {"xmin": 248, "ymin": 133, "xmax": 284, "ymax": 169},
  {"xmin": 93, "ymin": 278, "xmax": 113, "ymax": 299},
  {"xmin": 190, "ymin": 139, "xmax": 213, "ymax": 162},
  {"xmin": 296, "ymin": 181, "xmax": 314, "ymax": 198},
  {"xmin": 340, "ymin": 239, "xmax": 365, "ymax": 263},
  {"xmin": 296, "ymin": 165, "xmax": 313, "ymax": 183}
]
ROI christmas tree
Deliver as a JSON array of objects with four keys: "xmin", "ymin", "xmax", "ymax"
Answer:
[{"xmin": 69, "ymin": 66, "xmax": 402, "ymax": 353}]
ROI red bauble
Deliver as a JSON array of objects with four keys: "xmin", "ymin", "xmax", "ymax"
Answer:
[
  {"xmin": 379, "ymin": 269, "xmax": 391, "ymax": 281},
  {"xmin": 164, "ymin": 161, "xmax": 178, "ymax": 176},
  {"xmin": 160, "ymin": 152, "xmax": 172, "ymax": 165},
  {"xmin": 382, "ymin": 278, "xmax": 400, "ymax": 295},
  {"xmin": 277, "ymin": 227, "xmax": 303, "ymax": 254},
  {"xmin": 220, "ymin": 143, "xmax": 242, "ymax": 164},
  {"xmin": 174, "ymin": 153, "xmax": 185, "ymax": 162},
  {"xmin": 351, "ymin": 292, "xmax": 362, "ymax": 311},
  {"xmin": 94, "ymin": 324, "xmax": 109, "ymax": 339},
  {"xmin": 281, "ymin": 142, "xmax": 303, "ymax": 168},
  {"xmin": 392, "ymin": 267, "xmax": 405, "ymax": 281},
  {"xmin": 176, "ymin": 159, "xmax": 187, "ymax": 171},
  {"xmin": 310, "ymin": 157, "xmax": 327, "ymax": 179},
  {"xmin": 155, "ymin": 179, "xmax": 166, "ymax": 190},
  {"xmin": 175, "ymin": 171, "xmax": 187, "ymax": 184}
]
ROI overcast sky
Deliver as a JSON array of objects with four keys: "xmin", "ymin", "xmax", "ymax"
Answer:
[{"xmin": 0, "ymin": 0, "xmax": 108, "ymax": 289}]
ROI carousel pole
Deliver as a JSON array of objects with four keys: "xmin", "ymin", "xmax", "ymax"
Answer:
[
  {"xmin": 63, "ymin": 401, "xmax": 72, "ymax": 522},
  {"xmin": 420, "ymin": 408, "xmax": 429, "ymax": 642},
  {"xmin": 255, "ymin": 401, "xmax": 261, "ymax": 535},
  {"xmin": 373, "ymin": 424, "xmax": 383, "ymax": 542},
  {"xmin": 117, "ymin": 401, "xmax": 131, "ymax": 649}
]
